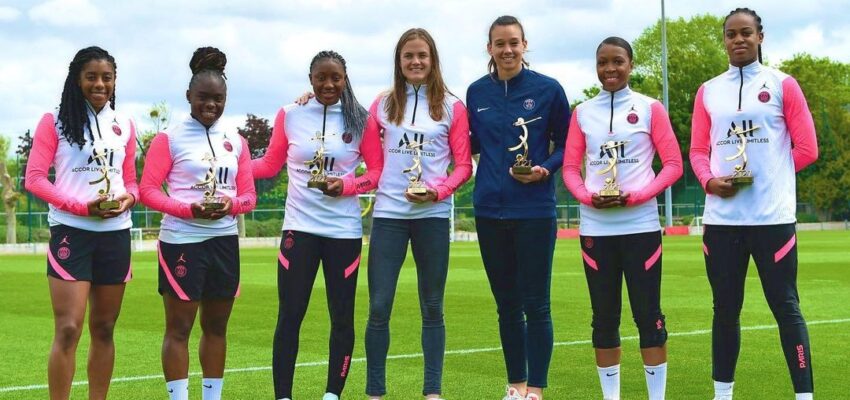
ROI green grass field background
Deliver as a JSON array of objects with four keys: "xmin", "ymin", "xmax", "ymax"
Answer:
[{"xmin": 1, "ymin": 231, "xmax": 848, "ymax": 399}]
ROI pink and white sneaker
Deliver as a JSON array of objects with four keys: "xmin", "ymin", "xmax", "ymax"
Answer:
[{"xmin": 502, "ymin": 386, "xmax": 524, "ymax": 400}]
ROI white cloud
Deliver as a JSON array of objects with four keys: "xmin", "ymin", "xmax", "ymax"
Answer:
[
  {"xmin": 29, "ymin": 0, "xmax": 102, "ymax": 27},
  {"xmin": 0, "ymin": 6, "xmax": 21, "ymax": 21},
  {"xmin": 2, "ymin": 0, "xmax": 850, "ymax": 159}
]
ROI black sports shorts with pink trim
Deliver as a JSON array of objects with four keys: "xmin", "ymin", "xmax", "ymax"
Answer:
[
  {"xmin": 703, "ymin": 223, "xmax": 813, "ymax": 393},
  {"xmin": 157, "ymin": 235, "xmax": 240, "ymax": 302},
  {"xmin": 47, "ymin": 224, "xmax": 131, "ymax": 284},
  {"xmin": 579, "ymin": 230, "xmax": 667, "ymax": 349}
]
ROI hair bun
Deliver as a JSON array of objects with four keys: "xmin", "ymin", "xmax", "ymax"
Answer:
[{"xmin": 190, "ymin": 47, "xmax": 227, "ymax": 75}]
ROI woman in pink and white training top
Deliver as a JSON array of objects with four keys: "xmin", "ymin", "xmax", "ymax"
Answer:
[
  {"xmin": 563, "ymin": 36, "xmax": 682, "ymax": 400},
  {"xmin": 252, "ymin": 50, "xmax": 382, "ymax": 400},
  {"xmin": 364, "ymin": 28, "xmax": 472, "ymax": 400},
  {"xmin": 26, "ymin": 46, "xmax": 138, "ymax": 400},
  {"xmin": 139, "ymin": 47, "xmax": 256, "ymax": 400},
  {"xmin": 691, "ymin": 8, "xmax": 818, "ymax": 400}
]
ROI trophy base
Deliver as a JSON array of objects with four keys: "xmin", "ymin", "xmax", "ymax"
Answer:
[
  {"xmin": 98, "ymin": 200, "xmax": 120, "ymax": 210},
  {"xmin": 730, "ymin": 176, "xmax": 754, "ymax": 186},
  {"xmin": 203, "ymin": 202, "xmax": 226, "ymax": 210},
  {"xmin": 511, "ymin": 166, "xmax": 532, "ymax": 175},
  {"xmin": 406, "ymin": 186, "xmax": 428, "ymax": 195},
  {"xmin": 307, "ymin": 181, "xmax": 328, "ymax": 190},
  {"xmin": 598, "ymin": 189, "xmax": 621, "ymax": 198}
]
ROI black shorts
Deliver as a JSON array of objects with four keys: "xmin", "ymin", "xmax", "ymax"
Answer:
[
  {"xmin": 580, "ymin": 230, "xmax": 667, "ymax": 348},
  {"xmin": 157, "ymin": 235, "xmax": 240, "ymax": 302},
  {"xmin": 47, "ymin": 224, "xmax": 132, "ymax": 285}
]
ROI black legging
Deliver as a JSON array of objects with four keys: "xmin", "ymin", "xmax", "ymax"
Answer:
[
  {"xmin": 272, "ymin": 230, "xmax": 361, "ymax": 399},
  {"xmin": 704, "ymin": 223, "xmax": 813, "ymax": 393}
]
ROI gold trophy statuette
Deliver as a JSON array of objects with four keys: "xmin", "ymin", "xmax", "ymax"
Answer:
[
  {"xmin": 402, "ymin": 139, "xmax": 435, "ymax": 195},
  {"xmin": 597, "ymin": 140, "xmax": 630, "ymax": 198},
  {"xmin": 508, "ymin": 116, "xmax": 542, "ymax": 175},
  {"xmin": 87, "ymin": 148, "xmax": 120, "ymax": 210},
  {"xmin": 724, "ymin": 125, "xmax": 760, "ymax": 186},
  {"xmin": 305, "ymin": 130, "xmax": 335, "ymax": 190},
  {"xmin": 199, "ymin": 153, "xmax": 225, "ymax": 210}
]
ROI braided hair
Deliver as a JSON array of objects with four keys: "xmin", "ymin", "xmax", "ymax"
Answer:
[
  {"xmin": 189, "ymin": 46, "xmax": 227, "ymax": 90},
  {"xmin": 57, "ymin": 46, "xmax": 116, "ymax": 149},
  {"xmin": 309, "ymin": 50, "xmax": 368, "ymax": 139},
  {"xmin": 724, "ymin": 7, "xmax": 764, "ymax": 63}
]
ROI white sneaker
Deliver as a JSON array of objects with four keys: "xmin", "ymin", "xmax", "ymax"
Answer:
[
  {"xmin": 503, "ymin": 385, "xmax": 524, "ymax": 400},
  {"xmin": 525, "ymin": 393, "xmax": 541, "ymax": 400},
  {"xmin": 712, "ymin": 396, "xmax": 732, "ymax": 400},
  {"xmin": 322, "ymin": 393, "xmax": 339, "ymax": 400}
]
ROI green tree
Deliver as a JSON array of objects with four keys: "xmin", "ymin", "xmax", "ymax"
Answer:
[
  {"xmin": 238, "ymin": 114, "xmax": 286, "ymax": 208},
  {"xmin": 631, "ymin": 14, "xmax": 728, "ymax": 154},
  {"xmin": 780, "ymin": 54, "xmax": 850, "ymax": 220},
  {"xmin": 0, "ymin": 135, "xmax": 21, "ymax": 243}
]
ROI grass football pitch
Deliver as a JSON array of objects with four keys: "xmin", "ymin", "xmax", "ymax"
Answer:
[{"xmin": 0, "ymin": 231, "xmax": 848, "ymax": 399}]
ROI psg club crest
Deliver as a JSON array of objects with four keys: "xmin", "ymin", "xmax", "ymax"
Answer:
[
  {"xmin": 523, "ymin": 98, "xmax": 535, "ymax": 111},
  {"xmin": 627, "ymin": 113, "xmax": 639, "ymax": 124},
  {"xmin": 284, "ymin": 231, "xmax": 295, "ymax": 250},
  {"xmin": 583, "ymin": 237, "xmax": 594, "ymax": 249},
  {"xmin": 223, "ymin": 141, "xmax": 233, "ymax": 152},
  {"xmin": 58, "ymin": 247, "xmax": 71, "ymax": 260},
  {"xmin": 112, "ymin": 124, "xmax": 122, "ymax": 136},
  {"xmin": 174, "ymin": 265, "xmax": 187, "ymax": 278},
  {"xmin": 758, "ymin": 91, "xmax": 771, "ymax": 103},
  {"xmin": 342, "ymin": 132, "xmax": 353, "ymax": 144}
]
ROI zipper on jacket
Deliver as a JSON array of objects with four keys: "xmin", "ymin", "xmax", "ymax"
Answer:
[
  {"xmin": 737, "ymin": 66, "xmax": 744, "ymax": 111},
  {"xmin": 609, "ymin": 92, "xmax": 615, "ymax": 134},
  {"xmin": 322, "ymin": 104, "xmax": 328, "ymax": 136},
  {"xmin": 204, "ymin": 126, "xmax": 217, "ymax": 158},
  {"xmin": 85, "ymin": 102, "xmax": 104, "ymax": 140},
  {"xmin": 412, "ymin": 85, "xmax": 420, "ymax": 126},
  {"xmin": 504, "ymin": 80, "xmax": 508, "ymax": 97}
]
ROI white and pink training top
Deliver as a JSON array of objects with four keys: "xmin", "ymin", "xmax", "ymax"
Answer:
[
  {"xmin": 371, "ymin": 85, "xmax": 472, "ymax": 219},
  {"xmin": 140, "ymin": 115, "xmax": 256, "ymax": 244},
  {"xmin": 690, "ymin": 62, "xmax": 818, "ymax": 226},
  {"xmin": 251, "ymin": 98, "xmax": 383, "ymax": 239},
  {"xmin": 25, "ymin": 107, "xmax": 138, "ymax": 232},
  {"xmin": 563, "ymin": 87, "xmax": 682, "ymax": 236}
]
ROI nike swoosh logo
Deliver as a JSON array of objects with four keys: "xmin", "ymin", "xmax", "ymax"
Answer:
[
  {"xmin": 606, "ymin": 372, "xmax": 619, "ymax": 376},
  {"xmin": 168, "ymin": 389, "xmax": 174, "ymax": 393},
  {"xmin": 477, "ymin": 107, "xmax": 490, "ymax": 112},
  {"xmin": 203, "ymin": 384, "xmax": 213, "ymax": 389},
  {"xmin": 645, "ymin": 370, "xmax": 656, "ymax": 375}
]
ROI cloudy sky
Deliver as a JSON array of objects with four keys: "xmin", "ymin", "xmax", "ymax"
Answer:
[{"xmin": 1, "ymin": 0, "xmax": 848, "ymax": 154}]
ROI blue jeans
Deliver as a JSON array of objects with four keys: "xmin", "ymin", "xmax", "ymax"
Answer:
[
  {"xmin": 475, "ymin": 217, "xmax": 556, "ymax": 388},
  {"xmin": 365, "ymin": 217, "xmax": 450, "ymax": 396}
]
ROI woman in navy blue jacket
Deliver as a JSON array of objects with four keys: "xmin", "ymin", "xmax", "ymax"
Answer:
[{"xmin": 466, "ymin": 15, "xmax": 569, "ymax": 400}]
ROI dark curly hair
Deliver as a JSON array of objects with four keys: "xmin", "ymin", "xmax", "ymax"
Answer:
[{"xmin": 57, "ymin": 46, "xmax": 116, "ymax": 149}]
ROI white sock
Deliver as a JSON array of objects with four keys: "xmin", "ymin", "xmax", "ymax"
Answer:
[
  {"xmin": 597, "ymin": 364, "xmax": 621, "ymax": 400},
  {"xmin": 201, "ymin": 377, "xmax": 223, "ymax": 400},
  {"xmin": 644, "ymin": 362, "xmax": 667, "ymax": 400},
  {"xmin": 714, "ymin": 380, "xmax": 734, "ymax": 399},
  {"xmin": 166, "ymin": 379, "xmax": 189, "ymax": 400},
  {"xmin": 322, "ymin": 393, "xmax": 340, "ymax": 400},
  {"xmin": 795, "ymin": 394, "xmax": 813, "ymax": 400}
]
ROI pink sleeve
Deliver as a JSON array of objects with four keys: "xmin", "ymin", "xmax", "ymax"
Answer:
[
  {"xmin": 627, "ymin": 102, "xmax": 683, "ymax": 206},
  {"xmin": 433, "ymin": 101, "xmax": 472, "ymax": 202},
  {"xmin": 689, "ymin": 85, "xmax": 715, "ymax": 193},
  {"xmin": 139, "ymin": 133, "xmax": 193, "ymax": 219},
  {"xmin": 782, "ymin": 77, "xmax": 818, "ymax": 172},
  {"xmin": 24, "ymin": 113, "xmax": 89, "ymax": 216},
  {"xmin": 342, "ymin": 105, "xmax": 384, "ymax": 196},
  {"xmin": 122, "ymin": 120, "xmax": 139, "ymax": 205},
  {"xmin": 250, "ymin": 108, "xmax": 288, "ymax": 179},
  {"xmin": 562, "ymin": 110, "xmax": 593, "ymax": 206},
  {"xmin": 229, "ymin": 135, "xmax": 257, "ymax": 215}
]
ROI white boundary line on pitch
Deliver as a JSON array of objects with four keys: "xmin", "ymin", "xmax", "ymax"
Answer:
[{"xmin": 2, "ymin": 317, "xmax": 848, "ymax": 393}]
